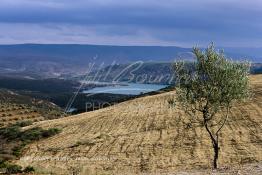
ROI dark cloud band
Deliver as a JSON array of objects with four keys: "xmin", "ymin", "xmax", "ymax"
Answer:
[{"xmin": 0, "ymin": 0, "xmax": 261, "ymax": 46}]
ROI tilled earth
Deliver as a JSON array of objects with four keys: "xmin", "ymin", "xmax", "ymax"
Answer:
[{"xmin": 16, "ymin": 75, "xmax": 262, "ymax": 175}]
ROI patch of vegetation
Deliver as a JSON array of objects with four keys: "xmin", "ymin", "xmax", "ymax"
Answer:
[
  {"xmin": 0, "ymin": 123, "xmax": 61, "ymax": 173},
  {"xmin": 0, "ymin": 161, "xmax": 35, "ymax": 174},
  {"xmin": 0, "ymin": 77, "xmax": 79, "ymax": 93},
  {"xmin": 0, "ymin": 90, "xmax": 65, "ymax": 124},
  {"xmin": 23, "ymin": 166, "xmax": 35, "ymax": 173},
  {"xmin": 21, "ymin": 91, "xmax": 135, "ymax": 114},
  {"xmin": 71, "ymin": 140, "xmax": 96, "ymax": 148},
  {"xmin": 5, "ymin": 163, "xmax": 23, "ymax": 174},
  {"xmin": 0, "ymin": 125, "xmax": 20, "ymax": 140},
  {"xmin": 12, "ymin": 120, "xmax": 33, "ymax": 127},
  {"xmin": 0, "ymin": 125, "xmax": 61, "ymax": 143}
]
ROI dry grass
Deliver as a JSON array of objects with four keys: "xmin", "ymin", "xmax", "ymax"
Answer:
[{"xmin": 16, "ymin": 75, "xmax": 262, "ymax": 174}]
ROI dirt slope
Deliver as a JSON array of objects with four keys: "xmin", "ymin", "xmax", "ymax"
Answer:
[{"xmin": 16, "ymin": 75, "xmax": 262, "ymax": 174}]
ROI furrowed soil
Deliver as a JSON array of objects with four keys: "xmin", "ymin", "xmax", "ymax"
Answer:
[{"xmin": 16, "ymin": 75, "xmax": 262, "ymax": 175}]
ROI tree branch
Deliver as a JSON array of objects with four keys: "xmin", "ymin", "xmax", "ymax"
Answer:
[{"xmin": 215, "ymin": 106, "xmax": 230, "ymax": 136}]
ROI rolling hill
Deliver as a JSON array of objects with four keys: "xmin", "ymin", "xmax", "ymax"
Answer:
[
  {"xmin": 15, "ymin": 75, "xmax": 262, "ymax": 174},
  {"xmin": 0, "ymin": 44, "xmax": 192, "ymax": 78},
  {"xmin": 0, "ymin": 44, "xmax": 261, "ymax": 79},
  {"xmin": 0, "ymin": 89, "xmax": 65, "ymax": 127}
]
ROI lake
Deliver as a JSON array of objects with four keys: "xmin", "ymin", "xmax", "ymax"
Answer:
[{"xmin": 83, "ymin": 83, "xmax": 167, "ymax": 95}]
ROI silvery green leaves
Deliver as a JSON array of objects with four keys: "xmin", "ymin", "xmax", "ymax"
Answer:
[{"xmin": 172, "ymin": 43, "xmax": 251, "ymax": 169}]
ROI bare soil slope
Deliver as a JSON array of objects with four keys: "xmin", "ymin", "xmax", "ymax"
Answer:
[{"xmin": 16, "ymin": 75, "xmax": 262, "ymax": 174}]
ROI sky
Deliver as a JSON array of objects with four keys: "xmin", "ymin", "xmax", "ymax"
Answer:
[{"xmin": 0, "ymin": 0, "xmax": 261, "ymax": 47}]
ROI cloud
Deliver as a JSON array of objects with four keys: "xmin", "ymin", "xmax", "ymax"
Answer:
[
  {"xmin": 0, "ymin": 0, "xmax": 261, "ymax": 47},
  {"xmin": 0, "ymin": 23, "xmax": 170, "ymax": 46}
]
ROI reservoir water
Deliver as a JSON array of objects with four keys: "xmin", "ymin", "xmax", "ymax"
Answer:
[{"xmin": 83, "ymin": 83, "xmax": 167, "ymax": 95}]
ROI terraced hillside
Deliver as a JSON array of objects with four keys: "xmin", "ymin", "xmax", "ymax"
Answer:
[
  {"xmin": 0, "ymin": 90, "xmax": 65, "ymax": 127},
  {"xmin": 17, "ymin": 75, "xmax": 262, "ymax": 174}
]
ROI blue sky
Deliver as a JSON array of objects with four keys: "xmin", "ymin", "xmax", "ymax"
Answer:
[{"xmin": 0, "ymin": 0, "xmax": 261, "ymax": 47}]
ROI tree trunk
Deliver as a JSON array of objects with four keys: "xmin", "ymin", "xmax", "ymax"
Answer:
[
  {"xmin": 204, "ymin": 116, "xmax": 219, "ymax": 169},
  {"xmin": 203, "ymin": 109, "xmax": 220, "ymax": 169},
  {"xmin": 213, "ymin": 141, "xmax": 219, "ymax": 169}
]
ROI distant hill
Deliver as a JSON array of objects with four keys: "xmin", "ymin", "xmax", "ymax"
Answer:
[
  {"xmin": 80, "ymin": 62, "xmax": 174, "ymax": 84},
  {"xmin": 0, "ymin": 44, "xmax": 192, "ymax": 64},
  {"xmin": 0, "ymin": 44, "xmax": 192, "ymax": 78},
  {"xmin": 80, "ymin": 62, "xmax": 262, "ymax": 84},
  {"xmin": 0, "ymin": 44, "xmax": 261, "ymax": 79}
]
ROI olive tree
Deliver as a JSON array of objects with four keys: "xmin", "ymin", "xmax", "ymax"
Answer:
[{"xmin": 173, "ymin": 44, "xmax": 250, "ymax": 169}]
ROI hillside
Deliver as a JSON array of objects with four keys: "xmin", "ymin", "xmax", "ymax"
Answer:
[
  {"xmin": 81, "ymin": 62, "xmax": 262, "ymax": 85},
  {"xmin": 78, "ymin": 62, "xmax": 174, "ymax": 84},
  {"xmin": 16, "ymin": 75, "xmax": 262, "ymax": 174},
  {"xmin": 0, "ymin": 89, "xmax": 65, "ymax": 127}
]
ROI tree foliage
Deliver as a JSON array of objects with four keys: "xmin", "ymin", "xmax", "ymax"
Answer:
[{"xmin": 174, "ymin": 43, "xmax": 251, "ymax": 168}]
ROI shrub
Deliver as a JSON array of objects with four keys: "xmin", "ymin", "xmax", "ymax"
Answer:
[
  {"xmin": 42, "ymin": 128, "xmax": 61, "ymax": 138},
  {"xmin": 12, "ymin": 145, "xmax": 24, "ymax": 157},
  {"xmin": 20, "ymin": 127, "xmax": 44, "ymax": 141},
  {"xmin": 0, "ymin": 124, "xmax": 61, "ymax": 168},
  {"xmin": 23, "ymin": 166, "xmax": 35, "ymax": 173},
  {"xmin": 6, "ymin": 164, "xmax": 22, "ymax": 174},
  {"xmin": 0, "ymin": 126, "xmax": 20, "ymax": 140},
  {"xmin": 14, "ymin": 120, "xmax": 33, "ymax": 127},
  {"xmin": 0, "ymin": 160, "xmax": 7, "ymax": 168},
  {"xmin": 0, "ymin": 125, "xmax": 61, "ymax": 142}
]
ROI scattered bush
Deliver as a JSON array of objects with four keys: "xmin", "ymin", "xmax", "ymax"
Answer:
[
  {"xmin": 1, "ymin": 124, "xmax": 61, "ymax": 164},
  {"xmin": 0, "ymin": 160, "xmax": 7, "ymax": 168},
  {"xmin": 0, "ymin": 162, "xmax": 34, "ymax": 174},
  {"xmin": 23, "ymin": 166, "xmax": 35, "ymax": 173},
  {"xmin": 20, "ymin": 127, "xmax": 45, "ymax": 141},
  {"xmin": 1, "ymin": 125, "xmax": 61, "ymax": 142},
  {"xmin": 14, "ymin": 120, "xmax": 33, "ymax": 127},
  {"xmin": 42, "ymin": 128, "xmax": 61, "ymax": 138},
  {"xmin": 0, "ymin": 126, "xmax": 20, "ymax": 140},
  {"xmin": 12, "ymin": 145, "xmax": 25, "ymax": 157},
  {"xmin": 5, "ymin": 164, "xmax": 23, "ymax": 174}
]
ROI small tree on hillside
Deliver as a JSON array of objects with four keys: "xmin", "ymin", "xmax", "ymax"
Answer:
[{"xmin": 173, "ymin": 44, "xmax": 251, "ymax": 169}]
